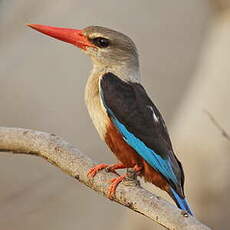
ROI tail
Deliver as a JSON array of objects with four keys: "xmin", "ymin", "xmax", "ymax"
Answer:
[{"xmin": 170, "ymin": 188, "xmax": 193, "ymax": 216}]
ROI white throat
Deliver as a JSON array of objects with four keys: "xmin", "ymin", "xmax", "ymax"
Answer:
[{"xmin": 91, "ymin": 62, "xmax": 141, "ymax": 83}]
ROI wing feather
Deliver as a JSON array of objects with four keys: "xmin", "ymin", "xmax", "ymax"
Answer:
[{"xmin": 100, "ymin": 72, "xmax": 184, "ymax": 194}]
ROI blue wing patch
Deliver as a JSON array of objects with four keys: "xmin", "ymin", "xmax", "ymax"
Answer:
[
  {"xmin": 108, "ymin": 109, "xmax": 178, "ymax": 184},
  {"xmin": 170, "ymin": 188, "xmax": 193, "ymax": 215}
]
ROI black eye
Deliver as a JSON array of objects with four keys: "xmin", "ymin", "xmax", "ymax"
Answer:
[{"xmin": 92, "ymin": 37, "xmax": 110, "ymax": 48}]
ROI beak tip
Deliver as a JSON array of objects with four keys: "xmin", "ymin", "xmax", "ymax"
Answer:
[{"xmin": 27, "ymin": 24, "xmax": 37, "ymax": 29}]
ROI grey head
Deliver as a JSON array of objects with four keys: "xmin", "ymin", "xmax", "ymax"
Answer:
[
  {"xmin": 83, "ymin": 26, "xmax": 140, "ymax": 82},
  {"xmin": 28, "ymin": 24, "xmax": 140, "ymax": 81}
]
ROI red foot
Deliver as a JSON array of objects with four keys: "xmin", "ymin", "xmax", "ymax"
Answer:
[
  {"xmin": 108, "ymin": 175, "xmax": 126, "ymax": 199},
  {"xmin": 107, "ymin": 164, "xmax": 142, "ymax": 199},
  {"xmin": 87, "ymin": 163, "xmax": 127, "ymax": 178},
  {"xmin": 88, "ymin": 164, "xmax": 142, "ymax": 199},
  {"xmin": 106, "ymin": 163, "xmax": 126, "ymax": 172},
  {"xmin": 133, "ymin": 165, "xmax": 143, "ymax": 174},
  {"xmin": 87, "ymin": 163, "xmax": 109, "ymax": 178}
]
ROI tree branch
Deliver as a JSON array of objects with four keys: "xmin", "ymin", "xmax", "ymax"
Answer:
[
  {"xmin": 204, "ymin": 110, "xmax": 230, "ymax": 142},
  {"xmin": 0, "ymin": 127, "xmax": 210, "ymax": 230}
]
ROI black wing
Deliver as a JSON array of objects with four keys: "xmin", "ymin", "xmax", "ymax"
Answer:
[{"xmin": 100, "ymin": 72, "xmax": 184, "ymax": 194}]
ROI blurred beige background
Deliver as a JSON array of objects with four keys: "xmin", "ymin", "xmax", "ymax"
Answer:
[{"xmin": 1, "ymin": 0, "xmax": 229, "ymax": 229}]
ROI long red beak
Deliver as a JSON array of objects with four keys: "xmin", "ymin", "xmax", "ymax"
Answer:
[{"xmin": 27, "ymin": 24, "xmax": 94, "ymax": 50}]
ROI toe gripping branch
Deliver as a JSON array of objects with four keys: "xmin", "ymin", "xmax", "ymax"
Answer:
[
  {"xmin": 87, "ymin": 163, "xmax": 125, "ymax": 178},
  {"xmin": 87, "ymin": 163, "xmax": 142, "ymax": 199},
  {"xmin": 87, "ymin": 163, "xmax": 109, "ymax": 178},
  {"xmin": 108, "ymin": 165, "xmax": 142, "ymax": 199}
]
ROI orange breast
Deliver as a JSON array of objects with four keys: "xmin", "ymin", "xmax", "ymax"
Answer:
[
  {"xmin": 104, "ymin": 120, "xmax": 169, "ymax": 192},
  {"xmin": 104, "ymin": 120, "xmax": 142, "ymax": 167}
]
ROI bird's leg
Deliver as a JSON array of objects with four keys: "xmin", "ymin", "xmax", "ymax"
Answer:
[
  {"xmin": 132, "ymin": 165, "xmax": 143, "ymax": 175},
  {"xmin": 105, "ymin": 163, "xmax": 126, "ymax": 173},
  {"xmin": 87, "ymin": 163, "xmax": 126, "ymax": 178},
  {"xmin": 107, "ymin": 164, "xmax": 143, "ymax": 199},
  {"xmin": 108, "ymin": 175, "xmax": 126, "ymax": 199},
  {"xmin": 87, "ymin": 163, "xmax": 109, "ymax": 178}
]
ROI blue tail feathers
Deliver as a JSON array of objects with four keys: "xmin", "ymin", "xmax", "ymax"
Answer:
[{"xmin": 170, "ymin": 188, "xmax": 193, "ymax": 216}]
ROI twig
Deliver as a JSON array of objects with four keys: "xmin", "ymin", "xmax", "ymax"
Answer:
[
  {"xmin": 0, "ymin": 127, "xmax": 211, "ymax": 230},
  {"xmin": 204, "ymin": 110, "xmax": 230, "ymax": 142}
]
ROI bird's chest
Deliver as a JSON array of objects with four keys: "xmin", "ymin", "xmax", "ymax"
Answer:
[{"xmin": 84, "ymin": 73, "xmax": 109, "ymax": 139}]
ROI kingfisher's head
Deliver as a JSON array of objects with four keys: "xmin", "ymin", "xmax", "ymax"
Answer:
[{"xmin": 28, "ymin": 24, "xmax": 140, "ymax": 81}]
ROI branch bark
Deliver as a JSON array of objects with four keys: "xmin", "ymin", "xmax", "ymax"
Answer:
[
  {"xmin": 204, "ymin": 110, "xmax": 230, "ymax": 142},
  {"xmin": 0, "ymin": 127, "xmax": 210, "ymax": 230}
]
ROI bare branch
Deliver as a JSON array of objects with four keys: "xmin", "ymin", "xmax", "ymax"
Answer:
[
  {"xmin": 0, "ymin": 127, "xmax": 210, "ymax": 230},
  {"xmin": 204, "ymin": 110, "xmax": 230, "ymax": 142}
]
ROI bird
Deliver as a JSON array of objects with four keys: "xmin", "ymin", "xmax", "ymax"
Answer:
[{"xmin": 28, "ymin": 24, "xmax": 193, "ymax": 215}]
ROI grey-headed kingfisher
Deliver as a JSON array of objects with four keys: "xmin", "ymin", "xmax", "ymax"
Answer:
[{"xmin": 28, "ymin": 24, "xmax": 193, "ymax": 215}]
